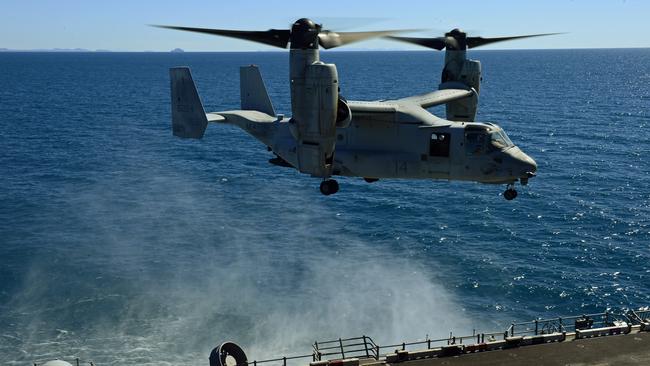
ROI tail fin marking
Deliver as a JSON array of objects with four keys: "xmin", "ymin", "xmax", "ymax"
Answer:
[{"xmin": 170, "ymin": 67, "xmax": 208, "ymax": 139}]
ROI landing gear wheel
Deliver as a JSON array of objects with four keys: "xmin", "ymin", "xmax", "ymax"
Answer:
[
  {"xmin": 319, "ymin": 179, "xmax": 339, "ymax": 195},
  {"xmin": 504, "ymin": 188, "xmax": 518, "ymax": 201}
]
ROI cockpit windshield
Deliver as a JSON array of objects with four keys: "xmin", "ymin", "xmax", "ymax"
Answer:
[
  {"xmin": 489, "ymin": 130, "xmax": 514, "ymax": 150},
  {"xmin": 465, "ymin": 125, "xmax": 514, "ymax": 155}
]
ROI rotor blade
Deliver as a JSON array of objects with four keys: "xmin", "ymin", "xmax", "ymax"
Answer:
[
  {"xmin": 311, "ymin": 16, "xmax": 390, "ymax": 30},
  {"xmin": 152, "ymin": 25, "xmax": 291, "ymax": 48},
  {"xmin": 467, "ymin": 33, "xmax": 563, "ymax": 49},
  {"xmin": 384, "ymin": 36, "xmax": 448, "ymax": 50},
  {"xmin": 318, "ymin": 30, "xmax": 418, "ymax": 49}
]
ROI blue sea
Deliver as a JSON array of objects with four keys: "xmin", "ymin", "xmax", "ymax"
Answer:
[{"xmin": 1, "ymin": 49, "xmax": 649, "ymax": 365}]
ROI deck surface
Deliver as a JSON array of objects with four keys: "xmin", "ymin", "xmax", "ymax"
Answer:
[{"xmin": 392, "ymin": 332, "xmax": 650, "ymax": 366}]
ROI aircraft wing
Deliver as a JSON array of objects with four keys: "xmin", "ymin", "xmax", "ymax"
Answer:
[
  {"xmin": 347, "ymin": 101, "xmax": 398, "ymax": 113},
  {"xmin": 394, "ymin": 88, "xmax": 475, "ymax": 108},
  {"xmin": 347, "ymin": 88, "xmax": 476, "ymax": 114}
]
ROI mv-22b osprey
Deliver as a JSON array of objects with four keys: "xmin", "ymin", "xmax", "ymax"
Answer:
[{"xmin": 157, "ymin": 19, "xmax": 552, "ymax": 199}]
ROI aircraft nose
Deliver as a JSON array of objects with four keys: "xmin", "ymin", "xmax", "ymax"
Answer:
[
  {"xmin": 508, "ymin": 147, "xmax": 537, "ymax": 177},
  {"xmin": 519, "ymin": 152, "xmax": 537, "ymax": 174}
]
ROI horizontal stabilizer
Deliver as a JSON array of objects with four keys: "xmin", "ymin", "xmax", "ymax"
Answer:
[
  {"xmin": 207, "ymin": 113, "xmax": 226, "ymax": 122},
  {"xmin": 170, "ymin": 67, "xmax": 208, "ymax": 138},
  {"xmin": 240, "ymin": 65, "xmax": 275, "ymax": 116}
]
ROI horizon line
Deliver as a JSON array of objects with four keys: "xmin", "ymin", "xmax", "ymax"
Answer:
[{"xmin": 1, "ymin": 46, "xmax": 650, "ymax": 53}]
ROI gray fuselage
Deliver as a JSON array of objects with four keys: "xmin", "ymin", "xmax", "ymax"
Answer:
[{"xmin": 221, "ymin": 104, "xmax": 537, "ymax": 185}]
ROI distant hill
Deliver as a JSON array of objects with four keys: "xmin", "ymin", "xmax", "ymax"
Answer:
[
  {"xmin": 53, "ymin": 48, "xmax": 90, "ymax": 52},
  {"xmin": 0, "ymin": 48, "xmax": 92, "ymax": 52},
  {"xmin": 170, "ymin": 48, "xmax": 185, "ymax": 53}
]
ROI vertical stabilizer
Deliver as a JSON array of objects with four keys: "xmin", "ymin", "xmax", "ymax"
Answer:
[
  {"xmin": 170, "ymin": 67, "xmax": 208, "ymax": 138},
  {"xmin": 240, "ymin": 65, "xmax": 276, "ymax": 116}
]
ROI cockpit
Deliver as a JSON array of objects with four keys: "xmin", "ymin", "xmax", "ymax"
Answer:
[{"xmin": 464, "ymin": 124, "xmax": 514, "ymax": 155}]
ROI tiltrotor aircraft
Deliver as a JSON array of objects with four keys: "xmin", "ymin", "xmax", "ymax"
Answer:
[{"xmin": 157, "ymin": 19, "xmax": 550, "ymax": 199}]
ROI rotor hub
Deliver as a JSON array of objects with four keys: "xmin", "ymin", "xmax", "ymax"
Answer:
[
  {"xmin": 441, "ymin": 28, "xmax": 466, "ymax": 51},
  {"xmin": 290, "ymin": 18, "xmax": 321, "ymax": 49},
  {"xmin": 447, "ymin": 28, "xmax": 466, "ymax": 37}
]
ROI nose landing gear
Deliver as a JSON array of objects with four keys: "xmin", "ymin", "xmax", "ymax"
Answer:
[
  {"xmin": 320, "ymin": 179, "xmax": 339, "ymax": 195},
  {"xmin": 503, "ymin": 184, "xmax": 518, "ymax": 200}
]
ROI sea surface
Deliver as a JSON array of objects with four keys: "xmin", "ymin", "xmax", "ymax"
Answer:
[{"xmin": 0, "ymin": 49, "xmax": 649, "ymax": 365}]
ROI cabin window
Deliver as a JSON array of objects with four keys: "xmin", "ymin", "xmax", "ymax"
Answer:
[{"xmin": 429, "ymin": 133, "xmax": 450, "ymax": 157}]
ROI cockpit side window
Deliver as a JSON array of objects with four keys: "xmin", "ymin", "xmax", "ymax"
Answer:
[
  {"xmin": 489, "ymin": 131, "xmax": 514, "ymax": 151},
  {"xmin": 429, "ymin": 133, "xmax": 450, "ymax": 157},
  {"xmin": 465, "ymin": 132, "xmax": 487, "ymax": 155}
]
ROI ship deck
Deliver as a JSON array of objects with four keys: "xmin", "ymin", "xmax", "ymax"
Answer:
[
  {"xmin": 375, "ymin": 330, "xmax": 650, "ymax": 365},
  {"xmin": 244, "ymin": 309, "xmax": 650, "ymax": 366}
]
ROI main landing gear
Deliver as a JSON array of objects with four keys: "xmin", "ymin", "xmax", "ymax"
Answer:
[
  {"xmin": 320, "ymin": 179, "xmax": 339, "ymax": 195},
  {"xmin": 503, "ymin": 183, "xmax": 518, "ymax": 201}
]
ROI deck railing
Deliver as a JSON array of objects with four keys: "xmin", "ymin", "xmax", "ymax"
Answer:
[
  {"xmin": 33, "ymin": 308, "xmax": 650, "ymax": 366},
  {"xmin": 247, "ymin": 307, "xmax": 648, "ymax": 366},
  {"xmin": 505, "ymin": 310, "xmax": 630, "ymax": 337}
]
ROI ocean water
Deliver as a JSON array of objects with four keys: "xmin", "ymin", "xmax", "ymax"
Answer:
[{"xmin": 0, "ymin": 49, "xmax": 649, "ymax": 365}]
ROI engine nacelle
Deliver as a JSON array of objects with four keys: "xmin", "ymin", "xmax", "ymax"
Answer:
[
  {"xmin": 441, "ymin": 53, "xmax": 481, "ymax": 122},
  {"xmin": 291, "ymin": 62, "xmax": 339, "ymax": 177}
]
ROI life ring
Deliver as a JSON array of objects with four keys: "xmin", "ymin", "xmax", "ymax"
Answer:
[{"xmin": 209, "ymin": 342, "xmax": 248, "ymax": 366}]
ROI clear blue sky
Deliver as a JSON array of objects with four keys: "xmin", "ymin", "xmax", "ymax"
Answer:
[{"xmin": 1, "ymin": 0, "xmax": 648, "ymax": 51}]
